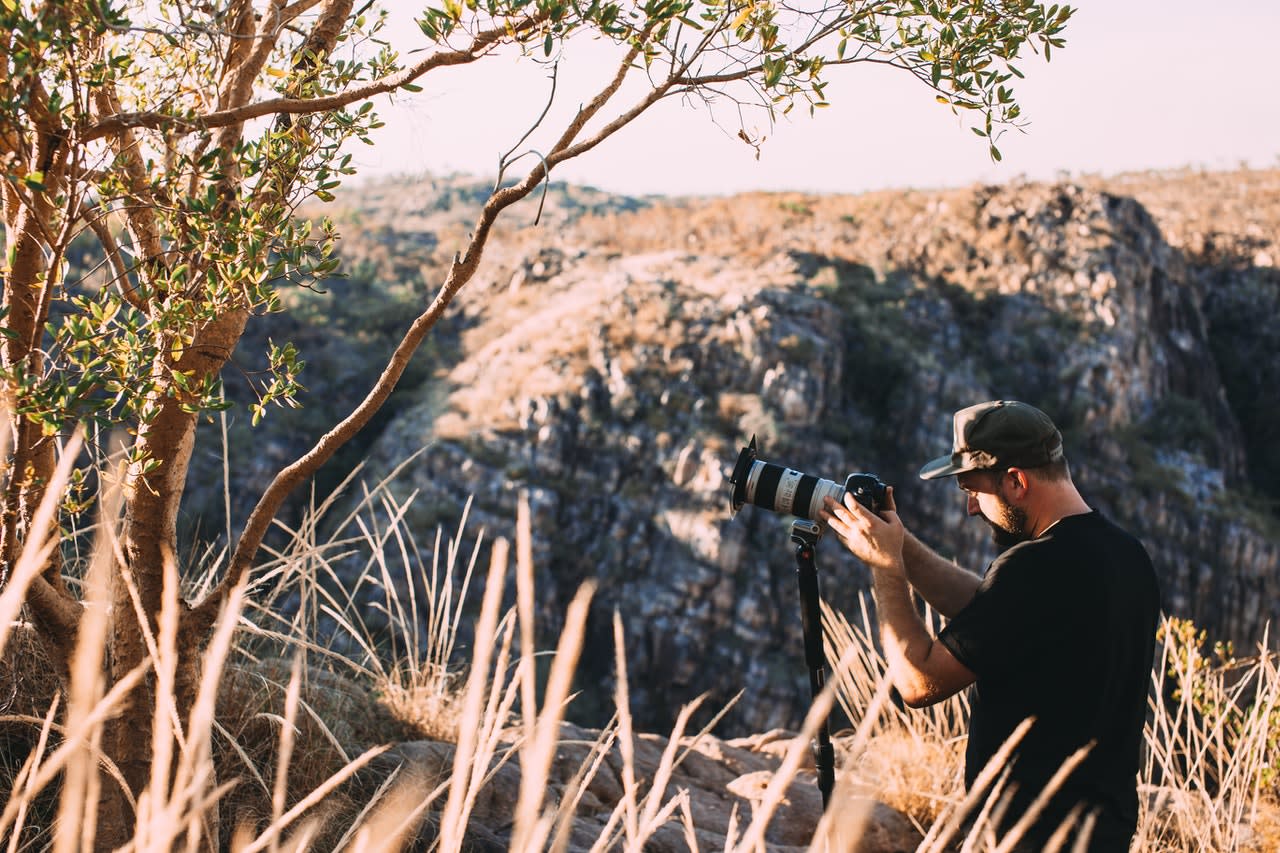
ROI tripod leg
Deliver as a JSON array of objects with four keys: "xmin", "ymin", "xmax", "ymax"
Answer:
[{"xmin": 793, "ymin": 529, "xmax": 835, "ymax": 809}]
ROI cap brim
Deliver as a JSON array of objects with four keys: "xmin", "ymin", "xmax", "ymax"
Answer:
[{"xmin": 918, "ymin": 453, "xmax": 974, "ymax": 480}]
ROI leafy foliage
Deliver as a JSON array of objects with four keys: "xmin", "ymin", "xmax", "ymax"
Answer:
[{"xmin": 1156, "ymin": 616, "xmax": 1280, "ymax": 795}]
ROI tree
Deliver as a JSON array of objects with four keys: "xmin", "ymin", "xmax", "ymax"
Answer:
[{"xmin": 0, "ymin": 0, "xmax": 1071, "ymax": 846}]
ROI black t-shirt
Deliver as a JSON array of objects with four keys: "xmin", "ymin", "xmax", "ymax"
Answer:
[{"xmin": 937, "ymin": 511, "xmax": 1160, "ymax": 852}]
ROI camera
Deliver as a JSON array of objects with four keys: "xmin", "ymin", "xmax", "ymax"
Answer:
[{"xmin": 729, "ymin": 437, "xmax": 888, "ymax": 520}]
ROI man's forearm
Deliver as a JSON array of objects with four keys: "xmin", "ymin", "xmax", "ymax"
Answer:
[
  {"xmin": 900, "ymin": 531, "xmax": 981, "ymax": 618},
  {"xmin": 870, "ymin": 560, "xmax": 945, "ymax": 705}
]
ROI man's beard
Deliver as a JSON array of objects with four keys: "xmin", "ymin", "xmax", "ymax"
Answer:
[{"xmin": 982, "ymin": 497, "xmax": 1031, "ymax": 552}]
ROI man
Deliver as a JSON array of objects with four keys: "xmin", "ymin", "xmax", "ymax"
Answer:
[{"xmin": 820, "ymin": 400, "xmax": 1160, "ymax": 852}]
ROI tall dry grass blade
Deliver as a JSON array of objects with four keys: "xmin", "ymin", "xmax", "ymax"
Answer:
[
  {"xmin": 340, "ymin": 768, "xmax": 424, "ymax": 853},
  {"xmin": 236, "ymin": 744, "xmax": 390, "ymax": 853},
  {"xmin": 51, "ymin": 459, "xmax": 122, "ymax": 853},
  {"xmin": 516, "ymin": 491, "xmax": 538, "ymax": 768},
  {"xmin": 136, "ymin": 539, "xmax": 186, "ymax": 849},
  {"xmin": 438, "ymin": 499, "xmax": 480, "ymax": 680},
  {"xmin": 278, "ymin": 817, "xmax": 320, "ymax": 853},
  {"xmin": 438, "ymin": 537, "xmax": 510, "ymax": 852},
  {"xmin": 270, "ymin": 655, "xmax": 307, "ymax": 845},
  {"xmin": 611, "ymin": 611, "xmax": 640, "ymax": 844},
  {"xmin": 677, "ymin": 793, "xmax": 699, "ymax": 852},
  {"xmin": 547, "ymin": 721, "xmax": 620, "ymax": 853},
  {"xmin": 1032, "ymin": 803, "xmax": 1087, "ymax": 853},
  {"xmin": 221, "ymin": 407, "xmax": 233, "ymax": 557},
  {"xmin": 170, "ymin": 574, "xmax": 252, "ymax": 852},
  {"xmin": 4, "ymin": 696, "xmax": 61, "ymax": 853},
  {"xmin": 333, "ymin": 767, "xmax": 402, "ymax": 852},
  {"xmin": 733, "ymin": 684, "xmax": 837, "ymax": 853},
  {"xmin": 0, "ymin": 429, "xmax": 84, "ymax": 659},
  {"xmin": 379, "ymin": 489, "xmax": 430, "ymax": 661},
  {"xmin": 632, "ymin": 695, "xmax": 706, "ymax": 847},
  {"xmin": 1141, "ymin": 618, "xmax": 1280, "ymax": 851},
  {"xmin": 308, "ymin": 452, "xmax": 427, "ymax": 569},
  {"xmin": 811, "ymin": 657, "xmax": 897, "ymax": 851},
  {"xmin": 511, "ymin": 581, "xmax": 596, "ymax": 853},
  {"xmin": 919, "ymin": 715, "xmax": 1035, "ymax": 853},
  {"xmin": 1068, "ymin": 811, "xmax": 1098, "ymax": 853},
  {"xmin": 0, "ymin": 665, "xmax": 147, "ymax": 837},
  {"xmin": 991, "ymin": 742, "xmax": 1093, "ymax": 853},
  {"xmin": 379, "ymin": 490, "xmax": 421, "ymax": 670},
  {"xmin": 352, "ymin": 770, "xmax": 451, "ymax": 852},
  {"xmin": 721, "ymin": 803, "xmax": 741, "ymax": 853}
]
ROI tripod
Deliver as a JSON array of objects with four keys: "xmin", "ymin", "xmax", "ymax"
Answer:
[{"xmin": 790, "ymin": 519, "xmax": 836, "ymax": 809}]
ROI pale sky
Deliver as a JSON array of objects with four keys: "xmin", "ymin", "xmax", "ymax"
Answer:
[{"xmin": 346, "ymin": 1, "xmax": 1280, "ymax": 196}]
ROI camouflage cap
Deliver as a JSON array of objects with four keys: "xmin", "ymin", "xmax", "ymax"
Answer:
[{"xmin": 918, "ymin": 400, "xmax": 1065, "ymax": 480}]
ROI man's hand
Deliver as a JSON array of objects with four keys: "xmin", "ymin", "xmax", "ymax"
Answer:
[
  {"xmin": 821, "ymin": 486, "xmax": 977, "ymax": 707},
  {"xmin": 820, "ymin": 486, "xmax": 906, "ymax": 574}
]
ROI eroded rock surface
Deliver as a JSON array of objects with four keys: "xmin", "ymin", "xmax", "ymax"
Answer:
[{"xmin": 340, "ymin": 175, "xmax": 1277, "ymax": 735}]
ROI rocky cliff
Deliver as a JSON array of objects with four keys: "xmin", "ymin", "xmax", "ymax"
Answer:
[{"xmin": 291, "ymin": 170, "xmax": 1278, "ymax": 736}]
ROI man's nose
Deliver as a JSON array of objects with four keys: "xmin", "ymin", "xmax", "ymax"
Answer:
[{"xmin": 966, "ymin": 494, "xmax": 981, "ymax": 516}]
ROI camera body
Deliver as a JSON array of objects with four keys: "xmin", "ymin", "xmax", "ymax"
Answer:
[{"xmin": 729, "ymin": 437, "xmax": 888, "ymax": 520}]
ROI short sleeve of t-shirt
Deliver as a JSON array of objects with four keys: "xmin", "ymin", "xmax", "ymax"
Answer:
[{"xmin": 937, "ymin": 545, "xmax": 1052, "ymax": 679}]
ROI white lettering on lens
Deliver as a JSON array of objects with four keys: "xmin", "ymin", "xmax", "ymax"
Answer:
[{"xmin": 778, "ymin": 469, "xmax": 803, "ymax": 514}]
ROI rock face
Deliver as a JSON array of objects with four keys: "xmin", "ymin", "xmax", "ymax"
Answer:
[{"xmin": 324, "ymin": 174, "xmax": 1277, "ymax": 735}]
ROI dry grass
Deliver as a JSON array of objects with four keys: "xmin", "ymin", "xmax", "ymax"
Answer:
[{"xmin": 1, "ymin": 441, "xmax": 1277, "ymax": 850}]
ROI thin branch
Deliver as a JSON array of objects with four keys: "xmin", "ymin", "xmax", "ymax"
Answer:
[
  {"xmin": 92, "ymin": 88, "xmax": 168, "ymax": 294},
  {"xmin": 86, "ymin": 212, "xmax": 146, "ymax": 311},
  {"xmin": 496, "ymin": 63, "xmax": 559, "ymax": 190}
]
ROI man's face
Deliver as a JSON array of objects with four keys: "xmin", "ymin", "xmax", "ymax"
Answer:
[{"xmin": 956, "ymin": 470, "xmax": 1030, "ymax": 551}]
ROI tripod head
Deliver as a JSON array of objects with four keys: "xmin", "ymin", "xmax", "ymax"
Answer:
[{"xmin": 790, "ymin": 519, "xmax": 822, "ymax": 549}]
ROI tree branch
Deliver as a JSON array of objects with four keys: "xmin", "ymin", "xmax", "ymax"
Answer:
[
  {"xmin": 213, "ymin": 0, "xmax": 294, "ymax": 171},
  {"xmin": 81, "ymin": 13, "xmax": 549, "ymax": 144}
]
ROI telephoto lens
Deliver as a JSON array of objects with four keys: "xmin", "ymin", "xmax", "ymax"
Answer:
[{"xmin": 729, "ymin": 437, "xmax": 887, "ymax": 520}]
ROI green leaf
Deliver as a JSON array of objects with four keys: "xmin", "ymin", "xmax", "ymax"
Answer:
[
  {"xmin": 989, "ymin": 144, "xmax": 1002, "ymax": 162},
  {"xmin": 543, "ymin": 32, "xmax": 554, "ymax": 56}
]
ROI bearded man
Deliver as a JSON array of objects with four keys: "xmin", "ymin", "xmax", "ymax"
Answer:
[{"xmin": 820, "ymin": 400, "xmax": 1161, "ymax": 852}]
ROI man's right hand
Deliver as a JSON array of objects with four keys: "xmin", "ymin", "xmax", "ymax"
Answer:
[{"xmin": 820, "ymin": 486, "xmax": 905, "ymax": 575}]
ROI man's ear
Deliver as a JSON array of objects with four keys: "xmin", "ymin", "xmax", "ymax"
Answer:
[{"xmin": 1006, "ymin": 467, "xmax": 1031, "ymax": 495}]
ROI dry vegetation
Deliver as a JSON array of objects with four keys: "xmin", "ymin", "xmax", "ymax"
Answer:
[{"xmin": 1, "ymin": 445, "xmax": 1278, "ymax": 851}]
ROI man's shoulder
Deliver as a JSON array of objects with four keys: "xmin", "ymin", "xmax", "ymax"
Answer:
[
  {"xmin": 983, "ymin": 538, "xmax": 1057, "ymax": 587},
  {"xmin": 987, "ymin": 512, "xmax": 1144, "ymax": 577},
  {"xmin": 1061, "ymin": 511, "xmax": 1157, "ymax": 569},
  {"xmin": 1007, "ymin": 511, "xmax": 1160, "ymax": 597}
]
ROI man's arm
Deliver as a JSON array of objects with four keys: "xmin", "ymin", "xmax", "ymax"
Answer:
[
  {"xmin": 900, "ymin": 531, "xmax": 982, "ymax": 619},
  {"xmin": 867, "ymin": 555, "xmax": 977, "ymax": 707},
  {"xmin": 820, "ymin": 490, "xmax": 976, "ymax": 707}
]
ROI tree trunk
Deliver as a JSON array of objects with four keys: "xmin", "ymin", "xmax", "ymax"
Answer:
[{"xmin": 93, "ymin": 306, "xmax": 249, "ymax": 850}]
